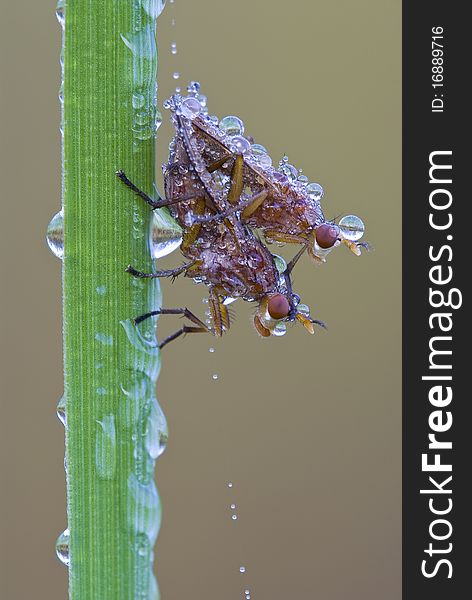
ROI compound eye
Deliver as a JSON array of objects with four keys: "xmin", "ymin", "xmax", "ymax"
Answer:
[
  {"xmin": 267, "ymin": 294, "xmax": 290, "ymax": 320},
  {"xmin": 315, "ymin": 223, "xmax": 340, "ymax": 249}
]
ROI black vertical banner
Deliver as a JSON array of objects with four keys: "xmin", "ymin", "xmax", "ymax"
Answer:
[{"xmin": 403, "ymin": 3, "xmax": 468, "ymax": 598}]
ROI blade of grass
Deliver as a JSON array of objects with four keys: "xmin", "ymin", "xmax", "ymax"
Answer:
[{"xmin": 61, "ymin": 1, "xmax": 166, "ymax": 597}]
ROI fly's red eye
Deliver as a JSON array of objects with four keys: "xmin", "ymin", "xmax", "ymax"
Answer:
[
  {"xmin": 267, "ymin": 294, "xmax": 290, "ymax": 320},
  {"xmin": 315, "ymin": 223, "xmax": 340, "ymax": 249}
]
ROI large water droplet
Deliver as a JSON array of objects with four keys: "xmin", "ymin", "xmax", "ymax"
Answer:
[
  {"xmin": 339, "ymin": 214, "xmax": 365, "ymax": 241},
  {"xmin": 47, "ymin": 209, "xmax": 64, "ymax": 259},
  {"xmin": 56, "ymin": 395, "xmax": 66, "ymax": 426},
  {"xmin": 55, "ymin": 528, "xmax": 70, "ymax": 566},
  {"xmin": 219, "ymin": 116, "xmax": 244, "ymax": 137},
  {"xmin": 306, "ymin": 182, "xmax": 324, "ymax": 201},
  {"xmin": 251, "ymin": 143, "xmax": 272, "ymax": 168},
  {"xmin": 150, "ymin": 209, "xmax": 182, "ymax": 259}
]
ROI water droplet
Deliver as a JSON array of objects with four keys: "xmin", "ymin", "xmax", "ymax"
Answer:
[
  {"xmin": 55, "ymin": 0, "xmax": 65, "ymax": 29},
  {"xmin": 95, "ymin": 415, "xmax": 116, "ymax": 480},
  {"xmin": 145, "ymin": 397, "xmax": 168, "ymax": 459},
  {"xmin": 171, "ymin": 42, "xmax": 177, "ymax": 55},
  {"xmin": 273, "ymin": 322, "xmax": 287, "ymax": 337},
  {"xmin": 141, "ymin": 0, "xmax": 168, "ymax": 19},
  {"xmin": 219, "ymin": 115, "xmax": 244, "ymax": 137},
  {"xmin": 209, "ymin": 347, "xmax": 215, "ymax": 353},
  {"xmin": 95, "ymin": 285, "xmax": 107, "ymax": 295},
  {"xmin": 279, "ymin": 162, "xmax": 298, "ymax": 182},
  {"xmin": 120, "ymin": 25, "xmax": 157, "ymax": 60},
  {"xmin": 55, "ymin": 528, "xmax": 70, "ymax": 566},
  {"xmin": 46, "ymin": 209, "xmax": 64, "ymax": 259},
  {"xmin": 132, "ymin": 92, "xmax": 146, "ymax": 109},
  {"xmin": 212, "ymin": 374, "xmax": 219, "ymax": 381},
  {"xmin": 271, "ymin": 254, "xmax": 287, "ymax": 274},
  {"xmin": 228, "ymin": 482, "xmax": 233, "ymax": 488},
  {"xmin": 339, "ymin": 214, "xmax": 365, "ymax": 241},
  {"xmin": 96, "ymin": 387, "xmax": 107, "ymax": 396},
  {"xmin": 251, "ymin": 143, "xmax": 272, "ymax": 168},
  {"xmin": 180, "ymin": 97, "xmax": 202, "ymax": 119},
  {"xmin": 150, "ymin": 209, "xmax": 183, "ymax": 259},
  {"xmin": 127, "ymin": 473, "xmax": 161, "ymax": 544},
  {"xmin": 306, "ymin": 182, "xmax": 324, "ymax": 201},
  {"xmin": 239, "ymin": 566, "xmax": 246, "ymax": 573},
  {"xmin": 173, "ymin": 72, "xmax": 180, "ymax": 80},
  {"xmin": 95, "ymin": 332, "xmax": 113, "ymax": 346},
  {"xmin": 230, "ymin": 503, "xmax": 236, "ymax": 509},
  {"xmin": 297, "ymin": 303, "xmax": 310, "ymax": 317},
  {"xmin": 56, "ymin": 395, "xmax": 66, "ymax": 426},
  {"xmin": 231, "ymin": 135, "xmax": 251, "ymax": 154},
  {"xmin": 232, "ymin": 514, "xmax": 238, "ymax": 520}
]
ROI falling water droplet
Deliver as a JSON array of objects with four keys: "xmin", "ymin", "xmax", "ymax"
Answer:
[
  {"xmin": 239, "ymin": 566, "xmax": 246, "ymax": 574},
  {"xmin": 150, "ymin": 209, "xmax": 183, "ymax": 259},
  {"xmin": 56, "ymin": 395, "xmax": 66, "ymax": 426},
  {"xmin": 173, "ymin": 72, "xmax": 180, "ymax": 80},
  {"xmin": 219, "ymin": 116, "xmax": 245, "ymax": 137},
  {"xmin": 339, "ymin": 214, "xmax": 365, "ymax": 242},
  {"xmin": 55, "ymin": 528, "xmax": 70, "ymax": 566},
  {"xmin": 232, "ymin": 514, "xmax": 238, "ymax": 521},
  {"xmin": 46, "ymin": 209, "xmax": 64, "ymax": 259},
  {"xmin": 212, "ymin": 374, "xmax": 219, "ymax": 381},
  {"xmin": 171, "ymin": 42, "xmax": 177, "ymax": 55},
  {"xmin": 209, "ymin": 347, "xmax": 215, "ymax": 353},
  {"xmin": 230, "ymin": 504, "xmax": 236, "ymax": 509},
  {"xmin": 228, "ymin": 482, "xmax": 233, "ymax": 488}
]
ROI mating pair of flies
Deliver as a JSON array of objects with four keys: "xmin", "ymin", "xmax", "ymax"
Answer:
[{"xmin": 117, "ymin": 84, "xmax": 367, "ymax": 349}]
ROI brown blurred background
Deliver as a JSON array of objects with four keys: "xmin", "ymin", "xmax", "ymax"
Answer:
[{"xmin": 0, "ymin": 1, "xmax": 401, "ymax": 598}]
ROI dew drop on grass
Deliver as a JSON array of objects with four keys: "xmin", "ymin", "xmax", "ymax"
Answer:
[
  {"xmin": 219, "ymin": 116, "xmax": 244, "ymax": 137},
  {"xmin": 55, "ymin": 528, "xmax": 70, "ymax": 566},
  {"xmin": 46, "ymin": 209, "xmax": 64, "ymax": 259},
  {"xmin": 56, "ymin": 395, "xmax": 66, "ymax": 426},
  {"xmin": 95, "ymin": 415, "xmax": 117, "ymax": 480}
]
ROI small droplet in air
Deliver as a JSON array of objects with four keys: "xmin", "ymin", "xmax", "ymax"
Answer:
[
  {"xmin": 173, "ymin": 72, "xmax": 180, "ymax": 80},
  {"xmin": 232, "ymin": 514, "xmax": 238, "ymax": 521},
  {"xmin": 212, "ymin": 374, "xmax": 219, "ymax": 381},
  {"xmin": 209, "ymin": 347, "xmax": 215, "ymax": 353},
  {"xmin": 228, "ymin": 482, "xmax": 233, "ymax": 488},
  {"xmin": 56, "ymin": 395, "xmax": 66, "ymax": 426},
  {"xmin": 230, "ymin": 504, "xmax": 236, "ymax": 509},
  {"xmin": 339, "ymin": 214, "xmax": 365, "ymax": 242},
  {"xmin": 171, "ymin": 42, "xmax": 177, "ymax": 55},
  {"xmin": 239, "ymin": 566, "xmax": 246, "ymax": 573},
  {"xmin": 219, "ymin": 115, "xmax": 245, "ymax": 137},
  {"xmin": 55, "ymin": 528, "xmax": 70, "ymax": 566},
  {"xmin": 46, "ymin": 209, "xmax": 64, "ymax": 259}
]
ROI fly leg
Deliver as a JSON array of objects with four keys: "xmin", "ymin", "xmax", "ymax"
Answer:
[
  {"xmin": 125, "ymin": 261, "xmax": 195, "ymax": 279},
  {"xmin": 116, "ymin": 170, "xmax": 198, "ymax": 210},
  {"xmin": 133, "ymin": 307, "xmax": 212, "ymax": 349}
]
